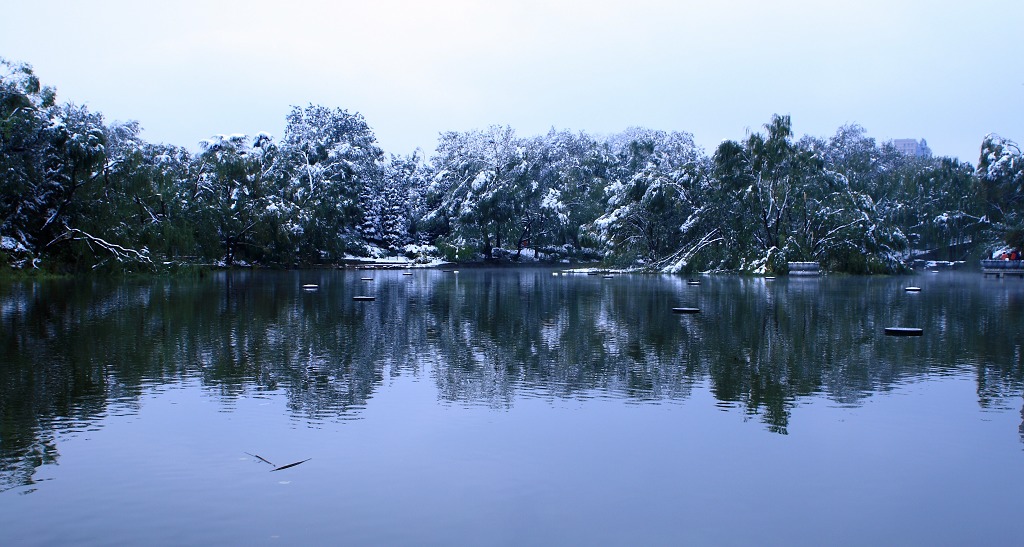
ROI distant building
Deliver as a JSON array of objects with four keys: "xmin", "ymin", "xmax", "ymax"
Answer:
[{"xmin": 892, "ymin": 138, "xmax": 932, "ymax": 158}]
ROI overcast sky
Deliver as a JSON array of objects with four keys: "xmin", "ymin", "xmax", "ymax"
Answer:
[{"xmin": 2, "ymin": 0, "xmax": 1021, "ymax": 163}]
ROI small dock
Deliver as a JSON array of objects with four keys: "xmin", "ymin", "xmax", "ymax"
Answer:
[{"xmin": 981, "ymin": 260, "xmax": 1024, "ymax": 278}]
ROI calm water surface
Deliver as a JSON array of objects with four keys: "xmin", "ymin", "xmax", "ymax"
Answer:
[{"xmin": 1, "ymin": 268, "xmax": 1022, "ymax": 545}]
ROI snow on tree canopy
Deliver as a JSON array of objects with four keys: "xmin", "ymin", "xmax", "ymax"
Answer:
[{"xmin": 0, "ymin": 58, "xmax": 1011, "ymax": 273}]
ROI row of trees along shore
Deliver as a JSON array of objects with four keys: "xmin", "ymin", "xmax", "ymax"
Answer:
[{"xmin": 3, "ymin": 57, "xmax": 1022, "ymax": 275}]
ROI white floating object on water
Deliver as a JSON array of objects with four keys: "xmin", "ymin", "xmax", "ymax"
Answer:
[
  {"xmin": 453, "ymin": 270, "xmax": 460, "ymax": 274},
  {"xmin": 353, "ymin": 296, "xmax": 375, "ymax": 301},
  {"xmin": 687, "ymin": 280, "xmax": 701, "ymax": 286},
  {"xmin": 302, "ymin": 284, "xmax": 318, "ymax": 290},
  {"xmin": 403, "ymin": 272, "xmax": 413, "ymax": 276},
  {"xmin": 765, "ymin": 276, "xmax": 776, "ymax": 280},
  {"xmin": 361, "ymin": 277, "xmax": 373, "ymax": 281},
  {"xmin": 905, "ymin": 286, "xmax": 921, "ymax": 292},
  {"xmin": 672, "ymin": 307, "xmax": 701, "ymax": 314},
  {"xmin": 885, "ymin": 327, "xmax": 923, "ymax": 336}
]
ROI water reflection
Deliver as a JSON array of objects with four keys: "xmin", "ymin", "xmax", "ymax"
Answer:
[{"xmin": 1, "ymin": 269, "xmax": 1022, "ymax": 491}]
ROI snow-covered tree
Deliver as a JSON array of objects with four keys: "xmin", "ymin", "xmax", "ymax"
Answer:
[
  {"xmin": 1, "ymin": 58, "xmax": 56, "ymax": 265},
  {"xmin": 0, "ymin": 54, "xmax": 1005, "ymax": 273},
  {"xmin": 278, "ymin": 104, "xmax": 383, "ymax": 261},
  {"xmin": 424, "ymin": 126, "xmax": 539, "ymax": 259},
  {"xmin": 591, "ymin": 128, "xmax": 708, "ymax": 267},
  {"xmin": 708, "ymin": 115, "xmax": 821, "ymax": 272},
  {"xmin": 374, "ymin": 152, "xmax": 429, "ymax": 252},
  {"xmin": 1, "ymin": 59, "xmax": 157, "ymax": 269},
  {"xmin": 523, "ymin": 129, "xmax": 611, "ymax": 257},
  {"xmin": 706, "ymin": 116, "xmax": 910, "ymax": 273},
  {"xmin": 192, "ymin": 133, "xmax": 281, "ymax": 265},
  {"xmin": 133, "ymin": 143, "xmax": 198, "ymax": 262},
  {"xmin": 977, "ymin": 134, "xmax": 1024, "ymax": 248}
]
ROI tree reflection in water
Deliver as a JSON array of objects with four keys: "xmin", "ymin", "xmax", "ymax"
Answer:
[{"xmin": 1, "ymin": 269, "xmax": 1022, "ymax": 491}]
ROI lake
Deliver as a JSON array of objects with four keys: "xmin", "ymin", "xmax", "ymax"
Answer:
[{"xmin": 1, "ymin": 268, "xmax": 1022, "ymax": 545}]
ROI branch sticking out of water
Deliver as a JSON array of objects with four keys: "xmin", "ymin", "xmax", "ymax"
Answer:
[
  {"xmin": 245, "ymin": 452, "xmax": 275, "ymax": 466},
  {"xmin": 271, "ymin": 458, "xmax": 311, "ymax": 472}
]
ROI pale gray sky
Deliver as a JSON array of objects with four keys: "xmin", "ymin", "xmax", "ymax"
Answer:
[{"xmin": 2, "ymin": 0, "xmax": 1021, "ymax": 163}]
